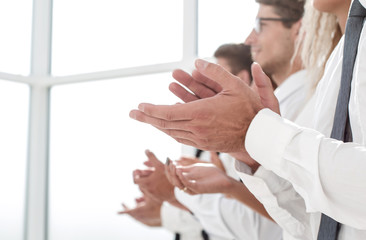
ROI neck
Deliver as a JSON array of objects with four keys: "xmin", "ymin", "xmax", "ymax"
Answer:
[
  {"xmin": 272, "ymin": 54, "xmax": 303, "ymax": 86},
  {"xmin": 336, "ymin": 1, "xmax": 351, "ymax": 34}
]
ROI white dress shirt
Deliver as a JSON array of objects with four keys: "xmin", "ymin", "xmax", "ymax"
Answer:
[
  {"xmin": 175, "ymin": 183, "xmax": 282, "ymax": 240},
  {"xmin": 236, "ymin": 69, "xmax": 312, "ymax": 240},
  {"xmin": 160, "ymin": 145, "xmax": 206, "ymax": 240},
  {"xmin": 241, "ymin": 1, "xmax": 366, "ymax": 239},
  {"xmin": 161, "ymin": 202, "xmax": 204, "ymax": 240},
  {"xmin": 273, "ymin": 70, "xmax": 308, "ymax": 121},
  {"xmin": 160, "ymin": 146, "xmax": 238, "ymax": 240}
]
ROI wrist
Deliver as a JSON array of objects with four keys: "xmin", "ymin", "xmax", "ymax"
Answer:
[
  {"xmin": 167, "ymin": 198, "xmax": 191, "ymax": 212},
  {"xmin": 249, "ymin": 162, "xmax": 260, "ymax": 173},
  {"xmin": 222, "ymin": 177, "xmax": 239, "ymax": 195}
]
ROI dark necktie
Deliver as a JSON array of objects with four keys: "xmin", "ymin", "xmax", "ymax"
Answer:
[{"xmin": 317, "ymin": 0, "xmax": 366, "ymax": 239}]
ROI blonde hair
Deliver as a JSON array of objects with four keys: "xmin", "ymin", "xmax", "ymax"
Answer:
[{"xmin": 299, "ymin": 0, "xmax": 342, "ymax": 94}]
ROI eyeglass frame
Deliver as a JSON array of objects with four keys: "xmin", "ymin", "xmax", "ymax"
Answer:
[{"xmin": 254, "ymin": 17, "xmax": 299, "ymax": 33}]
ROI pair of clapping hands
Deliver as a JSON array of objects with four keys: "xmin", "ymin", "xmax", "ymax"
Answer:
[
  {"xmin": 165, "ymin": 152, "xmax": 235, "ymax": 196},
  {"xmin": 136, "ymin": 149, "xmax": 232, "ymax": 200},
  {"xmin": 130, "ymin": 60, "xmax": 280, "ymax": 172},
  {"xmin": 119, "ymin": 149, "xmax": 234, "ymax": 225}
]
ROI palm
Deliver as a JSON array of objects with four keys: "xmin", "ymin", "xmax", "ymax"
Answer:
[{"xmin": 177, "ymin": 163, "xmax": 233, "ymax": 194}]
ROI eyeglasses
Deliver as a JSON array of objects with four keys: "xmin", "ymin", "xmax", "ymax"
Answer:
[{"xmin": 254, "ymin": 17, "xmax": 298, "ymax": 33}]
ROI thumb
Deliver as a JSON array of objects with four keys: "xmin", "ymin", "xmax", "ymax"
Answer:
[
  {"xmin": 195, "ymin": 59, "xmax": 239, "ymax": 91},
  {"xmin": 252, "ymin": 62, "xmax": 280, "ymax": 115}
]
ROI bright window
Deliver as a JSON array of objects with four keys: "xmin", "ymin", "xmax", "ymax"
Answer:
[
  {"xmin": 0, "ymin": 80, "xmax": 29, "ymax": 240},
  {"xmin": 0, "ymin": 0, "xmax": 32, "ymax": 75},
  {"xmin": 1, "ymin": 1, "xmax": 259, "ymax": 239},
  {"xmin": 49, "ymin": 73, "xmax": 182, "ymax": 240},
  {"xmin": 52, "ymin": 0, "xmax": 184, "ymax": 76},
  {"xmin": 198, "ymin": 0, "xmax": 257, "ymax": 57}
]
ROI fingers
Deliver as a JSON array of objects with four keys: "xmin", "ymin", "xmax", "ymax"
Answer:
[
  {"xmin": 209, "ymin": 152, "xmax": 225, "ymax": 172},
  {"xmin": 191, "ymin": 70, "xmax": 222, "ymax": 94},
  {"xmin": 165, "ymin": 160, "xmax": 197, "ymax": 195},
  {"xmin": 122, "ymin": 203, "xmax": 129, "ymax": 209},
  {"xmin": 135, "ymin": 196, "xmax": 145, "ymax": 204},
  {"xmin": 176, "ymin": 157, "xmax": 199, "ymax": 166},
  {"xmin": 165, "ymin": 161, "xmax": 185, "ymax": 190},
  {"xmin": 209, "ymin": 151, "xmax": 220, "ymax": 164},
  {"xmin": 170, "ymin": 69, "xmax": 222, "ymax": 104},
  {"xmin": 133, "ymin": 169, "xmax": 154, "ymax": 185},
  {"xmin": 176, "ymin": 168, "xmax": 198, "ymax": 195},
  {"xmin": 131, "ymin": 102, "xmax": 193, "ymax": 122},
  {"xmin": 144, "ymin": 149, "xmax": 164, "ymax": 169},
  {"xmin": 194, "ymin": 59, "xmax": 239, "ymax": 90},
  {"xmin": 164, "ymin": 159, "xmax": 174, "ymax": 185},
  {"xmin": 173, "ymin": 70, "xmax": 217, "ymax": 98},
  {"xmin": 251, "ymin": 62, "xmax": 280, "ymax": 114},
  {"xmin": 172, "ymin": 69, "xmax": 219, "ymax": 99},
  {"xmin": 169, "ymin": 82, "xmax": 199, "ymax": 103},
  {"xmin": 133, "ymin": 169, "xmax": 153, "ymax": 179},
  {"xmin": 118, "ymin": 203, "xmax": 130, "ymax": 214},
  {"xmin": 130, "ymin": 109, "xmax": 192, "ymax": 130}
]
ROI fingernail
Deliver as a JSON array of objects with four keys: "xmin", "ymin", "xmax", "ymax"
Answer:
[
  {"xmin": 138, "ymin": 103, "xmax": 145, "ymax": 111},
  {"xmin": 195, "ymin": 59, "xmax": 208, "ymax": 70},
  {"xmin": 129, "ymin": 111, "xmax": 136, "ymax": 119}
]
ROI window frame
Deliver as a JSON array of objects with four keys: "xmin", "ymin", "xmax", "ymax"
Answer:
[{"xmin": 0, "ymin": 0, "xmax": 198, "ymax": 240}]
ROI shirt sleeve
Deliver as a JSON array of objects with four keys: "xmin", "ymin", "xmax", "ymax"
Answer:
[
  {"xmin": 245, "ymin": 108, "xmax": 366, "ymax": 229},
  {"xmin": 175, "ymin": 188, "xmax": 282, "ymax": 240},
  {"xmin": 174, "ymin": 188, "xmax": 235, "ymax": 239},
  {"xmin": 160, "ymin": 202, "xmax": 204, "ymax": 239},
  {"xmin": 235, "ymin": 161, "xmax": 318, "ymax": 240}
]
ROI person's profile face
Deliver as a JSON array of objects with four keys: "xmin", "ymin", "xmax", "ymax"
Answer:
[{"xmin": 244, "ymin": 4, "xmax": 297, "ymax": 75}]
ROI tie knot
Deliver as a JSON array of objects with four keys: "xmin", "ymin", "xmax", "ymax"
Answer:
[{"xmin": 349, "ymin": 0, "xmax": 366, "ymax": 18}]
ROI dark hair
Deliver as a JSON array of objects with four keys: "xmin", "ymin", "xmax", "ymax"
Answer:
[
  {"xmin": 214, "ymin": 43, "xmax": 253, "ymax": 80},
  {"xmin": 256, "ymin": 0, "xmax": 305, "ymax": 28}
]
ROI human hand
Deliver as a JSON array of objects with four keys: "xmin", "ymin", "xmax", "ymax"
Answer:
[
  {"xmin": 174, "ymin": 163, "xmax": 235, "ymax": 195},
  {"xmin": 209, "ymin": 152, "xmax": 226, "ymax": 172},
  {"xmin": 227, "ymin": 64, "xmax": 280, "ymax": 171},
  {"xmin": 130, "ymin": 59, "xmax": 264, "ymax": 153},
  {"xmin": 251, "ymin": 64, "xmax": 280, "ymax": 115},
  {"xmin": 169, "ymin": 69, "xmax": 222, "ymax": 102},
  {"xmin": 118, "ymin": 195, "xmax": 162, "ymax": 227},
  {"xmin": 164, "ymin": 158, "xmax": 188, "ymax": 191},
  {"xmin": 176, "ymin": 156, "xmax": 206, "ymax": 166},
  {"xmin": 133, "ymin": 150, "xmax": 175, "ymax": 202},
  {"xmin": 170, "ymin": 62, "xmax": 278, "ymax": 116}
]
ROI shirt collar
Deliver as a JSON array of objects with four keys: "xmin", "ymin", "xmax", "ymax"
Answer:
[
  {"xmin": 274, "ymin": 70, "xmax": 307, "ymax": 104},
  {"xmin": 359, "ymin": 0, "xmax": 366, "ymax": 9}
]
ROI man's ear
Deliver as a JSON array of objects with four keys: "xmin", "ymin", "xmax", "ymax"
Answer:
[
  {"xmin": 236, "ymin": 70, "xmax": 251, "ymax": 85},
  {"xmin": 292, "ymin": 19, "xmax": 302, "ymax": 38}
]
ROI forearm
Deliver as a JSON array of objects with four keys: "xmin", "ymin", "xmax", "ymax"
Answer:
[
  {"xmin": 167, "ymin": 198, "xmax": 191, "ymax": 213},
  {"xmin": 225, "ymin": 178, "xmax": 273, "ymax": 221}
]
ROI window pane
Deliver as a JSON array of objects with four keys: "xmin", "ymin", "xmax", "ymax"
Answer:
[
  {"xmin": 0, "ymin": 80, "xmax": 29, "ymax": 240},
  {"xmin": 49, "ymin": 73, "xmax": 182, "ymax": 240},
  {"xmin": 52, "ymin": 0, "xmax": 183, "ymax": 76},
  {"xmin": 198, "ymin": 0, "xmax": 258, "ymax": 57},
  {"xmin": 0, "ymin": 1, "xmax": 32, "ymax": 75}
]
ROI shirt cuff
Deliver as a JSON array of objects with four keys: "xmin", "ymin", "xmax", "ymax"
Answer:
[
  {"xmin": 161, "ymin": 202, "xmax": 203, "ymax": 235},
  {"xmin": 235, "ymin": 162, "xmax": 310, "ymax": 239},
  {"xmin": 245, "ymin": 108, "xmax": 301, "ymax": 174}
]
